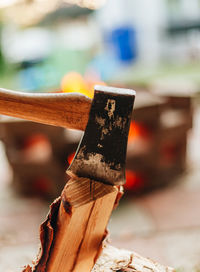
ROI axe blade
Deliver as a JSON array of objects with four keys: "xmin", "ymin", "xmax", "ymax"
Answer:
[{"xmin": 67, "ymin": 85, "xmax": 136, "ymax": 186}]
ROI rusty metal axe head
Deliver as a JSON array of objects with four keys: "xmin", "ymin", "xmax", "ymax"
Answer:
[{"xmin": 67, "ymin": 85, "xmax": 136, "ymax": 186}]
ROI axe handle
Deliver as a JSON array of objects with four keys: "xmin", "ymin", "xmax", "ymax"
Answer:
[{"xmin": 0, "ymin": 88, "xmax": 91, "ymax": 130}]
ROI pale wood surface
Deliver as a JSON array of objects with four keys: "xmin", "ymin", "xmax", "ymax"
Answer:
[
  {"xmin": 92, "ymin": 244, "xmax": 175, "ymax": 272},
  {"xmin": 0, "ymin": 88, "xmax": 91, "ymax": 130},
  {"xmin": 46, "ymin": 177, "xmax": 118, "ymax": 272}
]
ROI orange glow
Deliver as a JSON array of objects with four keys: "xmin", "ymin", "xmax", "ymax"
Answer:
[
  {"xmin": 128, "ymin": 121, "xmax": 151, "ymax": 143},
  {"xmin": 125, "ymin": 170, "xmax": 144, "ymax": 191},
  {"xmin": 68, "ymin": 152, "xmax": 75, "ymax": 165},
  {"xmin": 33, "ymin": 177, "xmax": 51, "ymax": 194},
  {"xmin": 61, "ymin": 71, "xmax": 106, "ymax": 99},
  {"xmin": 23, "ymin": 133, "xmax": 50, "ymax": 149},
  {"xmin": 61, "ymin": 72, "xmax": 93, "ymax": 98},
  {"xmin": 87, "ymin": 80, "xmax": 107, "ymax": 95}
]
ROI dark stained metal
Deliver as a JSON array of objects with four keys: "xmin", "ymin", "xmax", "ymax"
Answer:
[{"xmin": 67, "ymin": 85, "xmax": 136, "ymax": 186}]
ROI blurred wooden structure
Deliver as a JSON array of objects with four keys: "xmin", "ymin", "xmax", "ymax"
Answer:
[{"xmin": 125, "ymin": 88, "xmax": 193, "ymax": 193}]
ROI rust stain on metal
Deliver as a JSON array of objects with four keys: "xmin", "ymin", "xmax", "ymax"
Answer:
[
  {"xmin": 68, "ymin": 147, "xmax": 123, "ymax": 186},
  {"xmin": 95, "ymin": 116, "xmax": 105, "ymax": 127},
  {"xmin": 105, "ymin": 99, "xmax": 116, "ymax": 119}
]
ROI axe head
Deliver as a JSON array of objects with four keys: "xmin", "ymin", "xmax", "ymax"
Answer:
[{"xmin": 67, "ymin": 85, "xmax": 136, "ymax": 186}]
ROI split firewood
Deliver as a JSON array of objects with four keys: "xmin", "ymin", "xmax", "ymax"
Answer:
[
  {"xmin": 46, "ymin": 177, "xmax": 118, "ymax": 272},
  {"xmin": 22, "ymin": 178, "xmax": 174, "ymax": 272},
  {"xmin": 23, "ymin": 176, "xmax": 119, "ymax": 272}
]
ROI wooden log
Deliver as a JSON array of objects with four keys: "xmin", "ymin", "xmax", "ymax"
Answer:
[
  {"xmin": 22, "ymin": 177, "xmax": 117, "ymax": 272},
  {"xmin": 46, "ymin": 177, "xmax": 118, "ymax": 272},
  {"xmin": 22, "ymin": 179, "xmax": 175, "ymax": 272}
]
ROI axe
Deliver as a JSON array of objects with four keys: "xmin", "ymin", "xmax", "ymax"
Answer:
[
  {"xmin": 0, "ymin": 85, "xmax": 135, "ymax": 271},
  {"xmin": 0, "ymin": 85, "xmax": 135, "ymax": 185}
]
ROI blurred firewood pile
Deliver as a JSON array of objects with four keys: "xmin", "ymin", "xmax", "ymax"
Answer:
[{"xmin": 0, "ymin": 88, "xmax": 193, "ymax": 199}]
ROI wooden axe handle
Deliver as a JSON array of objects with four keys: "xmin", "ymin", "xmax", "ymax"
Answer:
[{"xmin": 0, "ymin": 88, "xmax": 92, "ymax": 130}]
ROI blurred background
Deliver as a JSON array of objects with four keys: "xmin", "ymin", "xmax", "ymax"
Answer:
[{"xmin": 0, "ymin": 0, "xmax": 200, "ymax": 271}]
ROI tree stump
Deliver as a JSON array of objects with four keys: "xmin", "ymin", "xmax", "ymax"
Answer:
[{"xmin": 92, "ymin": 244, "xmax": 174, "ymax": 272}]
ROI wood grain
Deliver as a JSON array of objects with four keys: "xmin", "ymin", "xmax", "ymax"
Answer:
[
  {"xmin": 0, "ymin": 88, "xmax": 91, "ymax": 130},
  {"xmin": 46, "ymin": 177, "xmax": 118, "ymax": 272}
]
